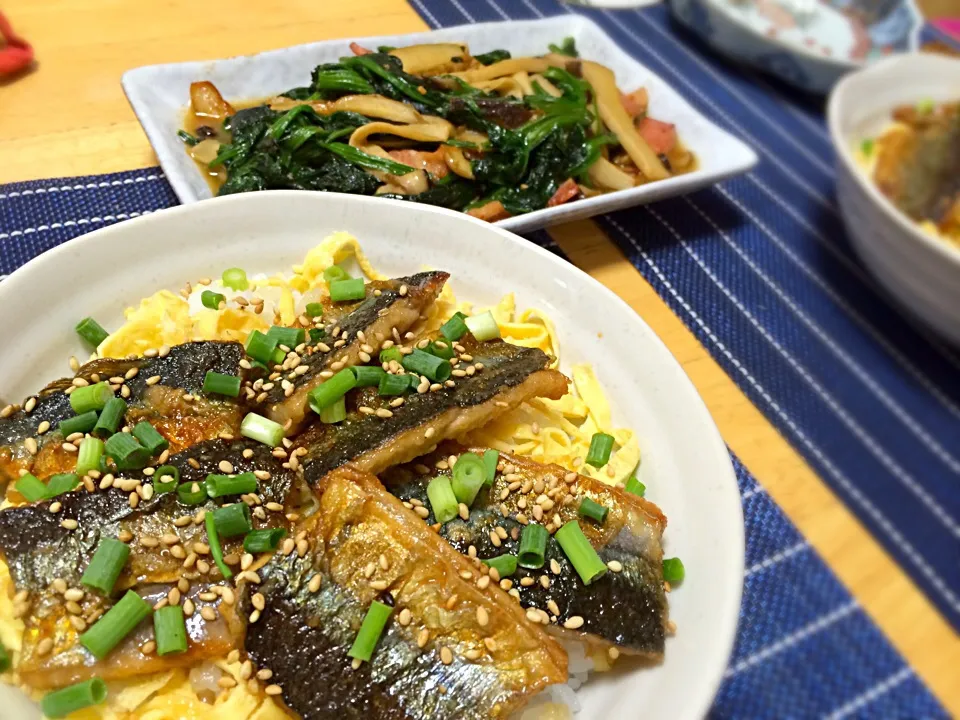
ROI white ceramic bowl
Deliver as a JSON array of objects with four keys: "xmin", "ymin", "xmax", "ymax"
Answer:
[
  {"xmin": 0, "ymin": 192, "xmax": 743, "ymax": 719},
  {"xmin": 828, "ymin": 53, "xmax": 960, "ymax": 345}
]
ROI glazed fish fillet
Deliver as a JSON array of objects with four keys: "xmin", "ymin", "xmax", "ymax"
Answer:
[
  {"xmin": 297, "ymin": 337, "xmax": 568, "ymax": 486},
  {"xmin": 0, "ymin": 341, "xmax": 245, "ymax": 488},
  {"xmin": 260, "ymin": 271, "xmax": 448, "ymax": 432},
  {"xmin": 242, "ymin": 466, "xmax": 568, "ymax": 720},
  {"xmin": 0, "ymin": 438, "xmax": 303, "ymax": 689},
  {"xmin": 383, "ymin": 446, "xmax": 669, "ymax": 658}
]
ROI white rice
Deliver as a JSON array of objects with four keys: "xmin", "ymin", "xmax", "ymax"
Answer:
[{"xmin": 516, "ymin": 639, "xmax": 594, "ymax": 719}]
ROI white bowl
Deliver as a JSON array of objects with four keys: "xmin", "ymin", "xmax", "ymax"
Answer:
[
  {"xmin": 828, "ymin": 53, "xmax": 960, "ymax": 345},
  {"xmin": 0, "ymin": 192, "xmax": 743, "ymax": 719},
  {"xmin": 120, "ymin": 14, "xmax": 757, "ymax": 234}
]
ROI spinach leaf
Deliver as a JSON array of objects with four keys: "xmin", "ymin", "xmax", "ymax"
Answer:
[
  {"xmin": 473, "ymin": 49, "xmax": 511, "ymax": 65},
  {"xmin": 548, "ymin": 37, "xmax": 578, "ymax": 57},
  {"xmin": 379, "ymin": 179, "xmax": 478, "ymax": 210}
]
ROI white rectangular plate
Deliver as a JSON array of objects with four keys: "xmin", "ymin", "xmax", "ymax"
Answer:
[{"xmin": 122, "ymin": 15, "xmax": 758, "ymax": 233}]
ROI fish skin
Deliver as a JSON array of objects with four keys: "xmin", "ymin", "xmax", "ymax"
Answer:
[
  {"xmin": 297, "ymin": 337, "xmax": 567, "ymax": 486},
  {"xmin": 382, "ymin": 446, "xmax": 668, "ymax": 657},
  {"xmin": 243, "ymin": 466, "xmax": 567, "ymax": 720},
  {"xmin": 0, "ymin": 341, "xmax": 245, "ymax": 487},
  {"xmin": 261, "ymin": 271, "xmax": 448, "ymax": 432},
  {"xmin": 0, "ymin": 437, "xmax": 301, "ymax": 688}
]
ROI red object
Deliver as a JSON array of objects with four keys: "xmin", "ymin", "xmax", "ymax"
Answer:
[
  {"xmin": 637, "ymin": 117, "xmax": 677, "ymax": 155},
  {"xmin": 547, "ymin": 178, "xmax": 580, "ymax": 207},
  {"xmin": 0, "ymin": 13, "xmax": 33, "ymax": 75},
  {"xmin": 349, "ymin": 41, "xmax": 372, "ymax": 56}
]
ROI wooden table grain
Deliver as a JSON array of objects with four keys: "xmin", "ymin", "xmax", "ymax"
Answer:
[{"xmin": 1, "ymin": 0, "xmax": 957, "ymax": 713}]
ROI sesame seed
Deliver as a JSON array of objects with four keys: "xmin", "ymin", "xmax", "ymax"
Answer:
[
  {"xmin": 249, "ymin": 609, "xmax": 261, "ymax": 623},
  {"xmin": 252, "ymin": 593, "xmax": 266, "ymax": 611},
  {"xmin": 608, "ymin": 647, "xmax": 620, "ymax": 661},
  {"xmin": 218, "ymin": 676, "xmax": 237, "ymax": 689},
  {"xmin": 563, "ymin": 615, "xmax": 585, "ymax": 629},
  {"xmin": 440, "ymin": 647, "xmax": 453, "ymax": 664},
  {"xmin": 265, "ymin": 684, "xmax": 283, "ymax": 696},
  {"xmin": 308, "ymin": 575, "xmax": 322, "ymax": 593},
  {"xmin": 525, "ymin": 608, "xmax": 541, "ymax": 624},
  {"xmin": 36, "ymin": 638, "xmax": 54, "ymax": 656},
  {"xmin": 221, "ymin": 587, "xmax": 236, "ymax": 605},
  {"xmin": 476, "ymin": 607, "xmax": 489, "ymax": 626},
  {"xmin": 540, "ymin": 575, "xmax": 551, "ymax": 589},
  {"xmin": 145, "ymin": 375, "xmax": 161, "ymax": 386},
  {"xmin": 60, "ymin": 519, "xmax": 78, "ymax": 530},
  {"xmin": 200, "ymin": 606, "xmax": 217, "ymax": 622},
  {"xmin": 500, "ymin": 579, "xmax": 512, "ymax": 590},
  {"xmin": 196, "ymin": 559, "xmax": 211, "ymax": 574},
  {"xmin": 218, "ymin": 460, "xmax": 234, "ymax": 473},
  {"xmin": 297, "ymin": 539, "xmax": 309, "ymax": 557},
  {"xmin": 24, "ymin": 437, "xmax": 38, "ymax": 455},
  {"xmin": 520, "ymin": 577, "xmax": 534, "ymax": 587},
  {"xmin": 375, "ymin": 408, "xmax": 393, "ymax": 418},
  {"xmin": 257, "ymin": 668, "xmax": 274, "ymax": 681},
  {"xmin": 607, "ymin": 560, "xmax": 623, "ymax": 573},
  {"xmin": 68, "ymin": 616, "xmax": 87, "ymax": 632},
  {"xmin": 489, "ymin": 531, "xmax": 501, "ymax": 548}
]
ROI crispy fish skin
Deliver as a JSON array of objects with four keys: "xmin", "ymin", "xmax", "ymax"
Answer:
[
  {"xmin": 383, "ymin": 447, "xmax": 668, "ymax": 657},
  {"xmin": 297, "ymin": 338, "xmax": 567, "ymax": 486},
  {"xmin": 0, "ymin": 438, "xmax": 300, "ymax": 688},
  {"xmin": 243, "ymin": 466, "xmax": 567, "ymax": 720},
  {"xmin": 262, "ymin": 271, "xmax": 448, "ymax": 432},
  {"xmin": 0, "ymin": 341, "xmax": 244, "ymax": 488}
]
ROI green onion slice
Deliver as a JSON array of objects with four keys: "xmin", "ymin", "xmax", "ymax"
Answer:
[
  {"xmin": 92, "ymin": 398, "xmax": 127, "ymax": 438},
  {"xmin": 377, "ymin": 372, "xmax": 409, "ymax": 396},
  {"xmin": 518, "ymin": 524, "xmax": 548, "ymax": 569},
  {"xmin": 662, "ymin": 557, "xmax": 685, "ymax": 585},
  {"xmin": 75, "ymin": 318, "xmax": 110, "ymax": 349},
  {"xmin": 308, "ymin": 368, "xmax": 357, "ymax": 413},
  {"xmin": 70, "ymin": 382, "xmax": 114, "ymax": 415},
  {"xmin": 213, "ymin": 502, "xmax": 252, "ymax": 538},
  {"xmin": 79, "ymin": 590, "xmax": 152, "ymax": 659},
  {"xmin": 484, "ymin": 554, "xmax": 518, "ymax": 577},
  {"xmin": 329, "ymin": 277, "xmax": 366, "ymax": 302},
  {"xmin": 585, "ymin": 432, "xmax": 615, "ymax": 468},
  {"xmin": 0, "ymin": 638, "xmax": 9, "ymax": 673},
  {"xmin": 244, "ymin": 330, "xmax": 279, "ymax": 365},
  {"xmin": 202, "ymin": 371, "xmax": 242, "ymax": 398},
  {"xmin": 624, "ymin": 476, "xmax": 645, "ymax": 497},
  {"xmin": 426, "ymin": 475, "xmax": 458, "ymax": 524},
  {"xmin": 154, "ymin": 605, "xmax": 188, "ymax": 656},
  {"xmin": 176, "ymin": 482, "xmax": 208, "ymax": 505},
  {"xmin": 222, "ymin": 267, "xmax": 249, "ymax": 291},
  {"xmin": 439, "ymin": 312, "xmax": 468, "ymax": 342},
  {"xmin": 132, "ymin": 421, "xmax": 169, "ymax": 455},
  {"xmin": 323, "ymin": 265, "xmax": 350, "ymax": 284},
  {"xmin": 351, "ymin": 365, "xmax": 386, "ymax": 387},
  {"xmin": 205, "ymin": 472, "xmax": 258, "ymax": 498},
  {"xmin": 266, "ymin": 325, "xmax": 306, "ymax": 349},
  {"xmin": 319, "ymin": 396, "xmax": 347, "ymax": 424},
  {"xmin": 240, "ymin": 412, "xmax": 285, "ymax": 447},
  {"xmin": 81, "ymin": 538, "xmax": 130, "ymax": 595},
  {"xmin": 153, "ymin": 465, "xmax": 180, "ymax": 493},
  {"xmin": 60, "ymin": 410, "xmax": 99, "ymax": 437},
  {"xmin": 401, "ymin": 349, "xmax": 451, "ymax": 383},
  {"xmin": 425, "ymin": 340, "xmax": 455, "ymax": 360},
  {"xmin": 555, "ymin": 521, "xmax": 607, "ymax": 585},
  {"xmin": 305, "ymin": 302, "xmax": 324, "ymax": 318},
  {"xmin": 308, "ymin": 328, "xmax": 326, "ymax": 343},
  {"xmin": 465, "ymin": 311, "xmax": 500, "ymax": 342},
  {"xmin": 40, "ymin": 678, "xmax": 108, "ymax": 718},
  {"xmin": 46, "ymin": 473, "xmax": 80, "ymax": 498},
  {"xmin": 482, "ymin": 449, "xmax": 499, "ymax": 486},
  {"xmin": 451, "ymin": 452, "xmax": 486, "ymax": 507},
  {"xmin": 104, "ymin": 432, "xmax": 149, "ymax": 470},
  {"xmin": 578, "ymin": 497, "xmax": 609, "ymax": 524},
  {"xmin": 243, "ymin": 528, "xmax": 287, "ymax": 553},
  {"xmin": 204, "ymin": 511, "xmax": 233, "ymax": 580},
  {"xmin": 379, "ymin": 347, "xmax": 403, "ymax": 365},
  {"xmin": 76, "ymin": 437, "xmax": 105, "ymax": 477},
  {"xmin": 15, "ymin": 473, "xmax": 48, "ymax": 502},
  {"xmin": 201, "ymin": 290, "xmax": 226, "ymax": 310},
  {"xmin": 348, "ymin": 600, "xmax": 393, "ymax": 663}
]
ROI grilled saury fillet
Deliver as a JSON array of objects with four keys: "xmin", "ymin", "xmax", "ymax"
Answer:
[
  {"xmin": 0, "ymin": 341, "xmax": 245, "ymax": 489},
  {"xmin": 383, "ymin": 446, "xmax": 669, "ymax": 657},
  {"xmin": 0, "ymin": 438, "xmax": 303, "ymax": 689},
  {"xmin": 242, "ymin": 465, "xmax": 568, "ymax": 720},
  {"xmin": 297, "ymin": 336, "xmax": 568, "ymax": 486},
  {"xmin": 260, "ymin": 271, "xmax": 448, "ymax": 432}
]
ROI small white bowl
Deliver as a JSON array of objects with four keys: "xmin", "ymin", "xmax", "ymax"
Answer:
[{"xmin": 828, "ymin": 53, "xmax": 960, "ymax": 345}]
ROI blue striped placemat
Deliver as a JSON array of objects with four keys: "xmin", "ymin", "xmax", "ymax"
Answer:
[{"xmin": 0, "ymin": 167, "xmax": 946, "ymax": 716}]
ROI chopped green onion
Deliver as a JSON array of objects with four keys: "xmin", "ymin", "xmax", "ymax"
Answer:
[
  {"xmin": 79, "ymin": 590, "xmax": 152, "ymax": 659},
  {"xmin": 177, "ymin": 129, "xmax": 199, "ymax": 145},
  {"xmin": 319, "ymin": 396, "xmax": 347, "ymax": 424},
  {"xmin": 271, "ymin": 347, "xmax": 286, "ymax": 365},
  {"xmin": 76, "ymin": 437, "xmax": 105, "ymax": 477},
  {"xmin": 213, "ymin": 502, "xmax": 252, "ymax": 538},
  {"xmin": 92, "ymin": 398, "xmax": 127, "ymax": 438},
  {"xmin": 205, "ymin": 471, "xmax": 258, "ymax": 498},
  {"xmin": 662, "ymin": 557, "xmax": 685, "ymax": 585},
  {"xmin": 323, "ymin": 265, "xmax": 350, "ymax": 284},
  {"xmin": 518, "ymin": 524, "xmax": 548, "ymax": 569},
  {"xmin": 352, "ymin": 365, "xmax": 386, "ymax": 387},
  {"xmin": 75, "ymin": 317, "xmax": 110, "ymax": 349},
  {"xmin": 153, "ymin": 465, "xmax": 180, "ymax": 493},
  {"xmin": 0, "ymin": 638, "xmax": 9, "ymax": 672},
  {"xmin": 378, "ymin": 372, "xmax": 409, "ymax": 396},
  {"xmin": 329, "ymin": 277, "xmax": 366, "ymax": 302},
  {"xmin": 222, "ymin": 267, "xmax": 248, "ymax": 291},
  {"xmin": 240, "ymin": 412, "xmax": 285, "ymax": 447},
  {"xmin": 465, "ymin": 311, "xmax": 500, "ymax": 342},
  {"xmin": 244, "ymin": 330, "xmax": 279, "ymax": 365},
  {"xmin": 202, "ymin": 371, "xmax": 241, "ymax": 398},
  {"xmin": 425, "ymin": 340, "xmax": 455, "ymax": 360},
  {"xmin": 176, "ymin": 482, "xmax": 208, "ymax": 505},
  {"xmin": 305, "ymin": 302, "xmax": 324, "ymax": 318},
  {"xmin": 482, "ymin": 449, "xmax": 499, "ymax": 486},
  {"xmin": 243, "ymin": 528, "xmax": 287, "ymax": 553},
  {"xmin": 451, "ymin": 452, "xmax": 486, "ymax": 507},
  {"xmin": 201, "ymin": 290, "xmax": 226, "ymax": 310},
  {"xmin": 348, "ymin": 600, "xmax": 393, "ymax": 662},
  {"xmin": 266, "ymin": 325, "xmax": 306, "ymax": 349},
  {"xmin": 585, "ymin": 432, "xmax": 614, "ymax": 468},
  {"xmin": 308, "ymin": 328, "xmax": 326, "ymax": 343},
  {"xmin": 81, "ymin": 538, "xmax": 130, "ymax": 595},
  {"xmin": 555, "ymin": 521, "xmax": 607, "ymax": 585},
  {"xmin": 154, "ymin": 605, "xmax": 188, "ymax": 656},
  {"xmin": 46, "ymin": 473, "xmax": 79, "ymax": 498},
  {"xmin": 60, "ymin": 410, "xmax": 99, "ymax": 437},
  {"xmin": 379, "ymin": 347, "xmax": 403, "ymax": 365},
  {"xmin": 578, "ymin": 497, "xmax": 609, "ymax": 524},
  {"xmin": 132, "ymin": 421, "xmax": 168, "ymax": 455},
  {"xmin": 205, "ymin": 511, "xmax": 233, "ymax": 580},
  {"xmin": 426, "ymin": 476, "xmax": 458, "ymax": 524},
  {"xmin": 40, "ymin": 678, "xmax": 108, "ymax": 718},
  {"xmin": 917, "ymin": 98, "xmax": 934, "ymax": 114},
  {"xmin": 104, "ymin": 432, "xmax": 149, "ymax": 470},
  {"xmin": 308, "ymin": 368, "xmax": 357, "ymax": 413},
  {"xmin": 624, "ymin": 476, "xmax": 645, "ymax": 497},
  {"xmin": 70, "ymin": 382, "xmax": 114, "ymax": 414},
  {"xmin": 860, "ymin": 138, "xmax": 874, "ymax": 157},
  {"xmin": 15, "ymin": 473, "xmax": 48, "ymax": 502},
  {"xmin": 401, "ymin": 349, "xmax": 451, "ymax": 383},
  {"xmin": 439, "ymin": 312, "xmax": 469, "ymax": 342},
  {"xmin": 484, "ymin": 554, "xmax": 517, "ymax": 577}
]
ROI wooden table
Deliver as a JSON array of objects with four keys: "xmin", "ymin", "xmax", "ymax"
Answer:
[{"xmin": 1, "ymin": 0, "xmax": 957, "ymax": 712}]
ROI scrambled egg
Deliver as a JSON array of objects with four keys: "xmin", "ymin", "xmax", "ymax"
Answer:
[{"xmin": 2, "ymin": 232, "xmax": 640, "ymax": 718}]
